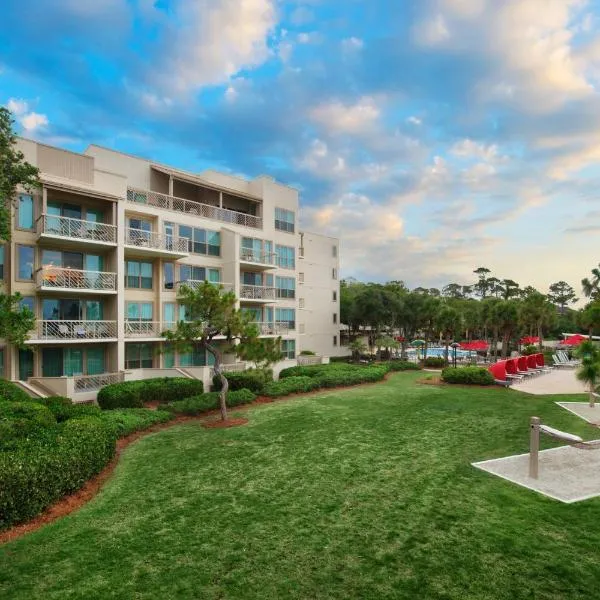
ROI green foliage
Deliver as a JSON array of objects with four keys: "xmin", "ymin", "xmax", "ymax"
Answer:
[
  {"xmin": 279, "ymin": 362, "xmax": 362, "ymax": 379},
  {"xmin": 299, "ymin": 350, "xmax": 316, "ymax": 356},
  {"xmin": 38, "ymin": 397, "xmax": 102, "ymax": 423},
  {"xmin": 441, "ymin": 367, "xmax": 495, "ymax": 386},
  {"xmin": 0, "ymin": 417, "xmax": 116, "ymax": 529},
  {"xmin": 160, "ymin": 389, "xmax": 257, "ymax": 416},
  {"xmin": 0, "ymin": 293, "xmax": 36, "ymax": 348},
  {"xmin": 575, "ymin": 341, "xmax": 600, "ymax": 396},
  {"xmin": 97, "ymin": 378, "xmax": 204, "ymax": 410},
  {"xmin": 521, "ymin": 345, "xmax": 538, "ymax": 356},
  {"xmin": 0, "ymin": 401, "xmax": 56, "ymax": 448},
  {"xmin": 263, "ymin": 376, "xmax": 321, "ymax": 397},
  {"xmin": 423, "ymin": 357, "xmax": 446, "ymax": 368},
  {"xmin": 236, "ymin": 335, "xmax": 284, "ymax": 370},
  {"xmin": 382, "ymin": 360, "xmax": 421, "ymax": 371},
  {"xmin": 96, "ymin": 409, "xmax": 173, "ymax": 438},
  {"xmin": 0, "ymin": 378, "xmax": 32, "ymax": 403},
  {"xmin": 212, "ymin": 369, "xmax": 272, "ymax": 393}
]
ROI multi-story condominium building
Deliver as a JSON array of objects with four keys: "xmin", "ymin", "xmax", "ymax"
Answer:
[{"xmin": 3, "ymin": 138, "xmax": 341, "ymax": 400}]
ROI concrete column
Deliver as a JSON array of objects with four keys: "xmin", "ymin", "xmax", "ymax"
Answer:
[
  {"xmin": 116, "ymin": 199, "xmax": 126, "ymax": 372},
  {"xmin": 168, "ymin": 175, "xmax": 173, "ymax": 197},
  {"xmin": 219, "ymin": 191, "xmax": 223, "ymax": 208}
]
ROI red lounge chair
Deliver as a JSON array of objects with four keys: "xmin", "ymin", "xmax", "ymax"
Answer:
[
  {"xmin": 535, "ymin": 353, "xmax": 553, "ymax": 373},
  {"xmin": 526, "ymin": 354, "xmax": 543, "ymax": 375},
  {"xmin": 516, "ymin": 356, "xmax": 534, "ymax": 377},
  {"xmin": 488, "ymin": 361, "xmax": 510, "ymax": 386},
  {"xmin": 505, "ymin": 358, "xmax": 524, "ymax": 382}
]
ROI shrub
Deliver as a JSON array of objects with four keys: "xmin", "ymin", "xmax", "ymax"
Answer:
[
  {"xmin": 97, "ymin": 409, "xmax": 173, "ymax": 438},
  {"xmin": 98, "ymin": 378, "xmax": 204, "ymax": 409},
  {"xmin": 423, "ymin": 357, "xmax": 446, "ymax": 368},
  {"xmin": 160, "ymin": 389, "xmax": 257, "ymax": 416},
  {"xmin": 329, "ymin": 356, "xmax": 352, "ymax": 363},
  {"xmin": 212, "ymin": 369, "xmax": 272, "ymax": 394},
  {"xmin": 0, "ymin": 416, "xmax": 116, "ymax": 529},
  {"xmin": 38, "ymin": 397, "xmax": 102, "ymax": 423},
  {"xmin": 279, "ymin": 362, "xmax": 360, "ymax": 379},
  {"xmin": 315, "ymin": 365, "xmax": 388, "ymax": 388},
  {"xmin": 384, "ymin": 360, "xmax": 421, "ymax": 371},
  {"xmin": 263, "ymin": 376, "xmax": 321, "ymax": 398},
  {"xmin": 522, "ymin": 345, "xmax": 538, "ymax": 356},
  {"xmin": 0, "ymin": 379, "xmax": 32, "ymax": 403},
  {"xmin": 299, "ymin": 350, "xmax": 316, "ymax": 356},
  {"xmin": 441, "ymin": 367, "xmax": 495, "ymax": 386},
  {"xmin": 0, "ymin": 401, "xmax": 56, "ymax": 447}
]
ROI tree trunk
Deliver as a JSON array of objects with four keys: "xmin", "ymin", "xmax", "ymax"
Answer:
[
  {"xmin": 444, "ymin": 336, "xmax": 450, "ymax": 365},
  {"xmin": 502, "ymin": 332, "xmax": 509, "ymax": 358},
  {"xmin": 590, "ymin": 382, "xmax": 596, "ymax": 409},
  {"xmin": 207, "ymin": 342, "xmax": 228, "ymax": 421},
  {"xmin": 538, "ymin": 323, "xmax": 543, "ymax": 351}
]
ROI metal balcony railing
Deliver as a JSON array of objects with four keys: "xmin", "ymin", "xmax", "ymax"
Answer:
[
  {"xmin": 37, "ymin": 214, "xmax": 117, "ymax": 244},
  {"xmin": 127, "ymin": 187, "xmax": 262, "ymax": 229},
  {"xmin": 36, "ymin": 320, "xmax": 117, "ymax": 340},
  {"xmin": 176, "ymin": 280, "xmax": 232, "ymax": 293},
  {"xmin": 251, "ymin": 322, "xmax": 290, "ymax": 335},
  {"xmin": 36, "ymin": 267, "xmax": 117, "ymax": 291},
  {"xmin": 125, "ymin": 321, "xmax": 161, "ymax": 337},
  {"xmin": 239, "ymin": 285, "xmax": 277, "ymax": 300},
  {"xmin": 240, "ymin": 249, "xmax": 277, "ymax": 265},
  {"xmin": 125, "ymin": 228, "xmax": 189, "ymax": 253},
  {"xmin": 74, "ymin": 372, "xmax": 124, "ymax": 393}
]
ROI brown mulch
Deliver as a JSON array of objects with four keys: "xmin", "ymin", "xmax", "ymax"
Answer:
[
  {"xmin": 417, "ymin": 376, "xmax": 444, "ymax": 386},
  {"xmin": 1, "ymin": 370, "xmax": 410, "ymax": 545}
]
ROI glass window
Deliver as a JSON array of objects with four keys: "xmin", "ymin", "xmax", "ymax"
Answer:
[
  {"xmin": 163, "ymin": 344, "xmax": 175, "ymax": 368},
  {"xmin": 333, "ymin": 313, "xmax": 337, "ymax": 324},
  {"xmin": 207, "ymin": 231, "xmax": 220, "ymax": 256},
  {"xmin": 126, "ymin": 343, "xmax": 154, "ymax": 369},
  {"xmin": 41, "ymin": 249, "xmax": 62, "ymax": 268},
  {"xmin": 64, "ymin": 348, "xmax": 83, "ymax": 376},
  {"xmin": 86, "ymin": 347, "xmax": 105, "ymax": 375},
  {"xmin": 179, "ymin": 225, "xmax": 193, "ymax": 252},
  {"xmin": 180, "ymin": 265, "xmax": 206, "ymax": 282},
  {"xmin": 275, "ymin": 207, "xmax": 295, "ymax": 233},
  {"xmin": 19, "ymin": 296, "xmax": 35, "ymax": 313},
  {"xmin": 276, "ymin": 276, "xmax": 296, "ymax": 299},
  {"xmin": 281, "ymin": 339, "xmax": 296, "ymax": 359},
  {"xmin": 86, "ymin": 300, "xmax": 103, "ymax": 320},
  {"xmin": 178, "ymin": 345, "xmax": 209, "ymax": 367},
  {"xmin": 333, "ymin": 291, "xmax": 337, "ymax": 302},
  {"xmin": 276, "ymin": 308, "xmax": 296, "ymax": 330},
  {"xmin": 125, "ymin": 260, "xmax": 153, "ymax": 289},
  {"xmin": 276, "ymin": 245, "xmax": 295, "ymax": 269},
  {"xmin": 208, "ymin": 268, "xmax": 220, "ymax": 283},
  {"xmin": 332, "ymin": 268, "xmax": 338, "ymax": 280},
  {"xmin": 333, "ymin": 335, "xmax": 338, "ymax": 346},
  {"xmin": 141, "ymin": 262, "xmax": 153, "ymax": 289},
  {"xmin": 0, "ymin": 245, "xmax": 4, "ymax": 279},
  {"xmin": 127, "ymin": 302, "xmax": 153, "ymax": 321},
  {"xmin": 42, "ymin": 347, "xmax": 62, "ymax": 377},
  {"xmin": 86, "ymin": 208, "xmax": 103, "ymax": 223},
  {"xmin": 163, "ymin": 303, "xmax": 176, "ymax": 325},
  {"xmin": 193, "ymin": 228, "xmax": 206, "ymax": 254},
  {"xmin": 18, "ymin": 195, "xmax": 34, "ymax": 229},
  {"xmin": 164, "ymin": 262, "xmax": 174, "ymax": 290},
  {"xmin": 43, "ymin": 299, "xmax": 60, "ymax": 320},
  {"xmin": 17, "ymin": 245, "xmax": 34, "ymax": 280}
]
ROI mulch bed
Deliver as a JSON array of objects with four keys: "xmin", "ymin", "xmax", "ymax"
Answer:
[{"xmin": 1, "ymin": 370, "xmax": 414, "ymax": 545}]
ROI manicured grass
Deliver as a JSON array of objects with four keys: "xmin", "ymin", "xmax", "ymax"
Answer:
[{"xmin": 2, "ymin": 374, "xmax": 600, "ymax": 599}]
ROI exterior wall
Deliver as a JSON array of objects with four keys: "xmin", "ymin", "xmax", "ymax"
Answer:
[
  {"xmin": 3, "ymin": 139, "xmax": 341, "ymax": 398},
  {"xmin": 298, "ymin": 231, "xmax": 343, "ymax": 357}
]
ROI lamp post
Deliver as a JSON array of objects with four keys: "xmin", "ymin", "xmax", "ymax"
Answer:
[{"xmin": 450, "ymin": 342, "xmax": 460, "ymax": 368}]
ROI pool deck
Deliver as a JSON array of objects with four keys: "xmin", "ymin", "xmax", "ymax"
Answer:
[{"xmin": 511, "ymin": 369, "xmax": 587, "ymax": 396}]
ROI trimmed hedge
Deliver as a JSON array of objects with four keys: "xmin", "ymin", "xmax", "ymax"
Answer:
[
  {"xmin": 39, "ymin": 397, "xmax": 102, "ymax": 423},
  {"xmin": 279, "ymin": 363, "xmax": 361, "ymax": 379},
  {"xmin": 0, "ymin": 417, "xmax": 116, "ymax": 529},
  {"xmin": 315, "ymin": 365, "xmax": 388, "ymax": 388},
  {"xmin": 212, "ymin": 369, "xmax": 272, "ymax": 394},
  {"xmin": 441, "ymin": 367, "xmax": 495, "ymax": 386},
  {"xmin": 383, "ymin": 361, "xmax": 421, "ymax": 371},
  {"xmin": 96, "ymin": 409, "xmax": 173, "ymax": 437},
  {"xmin": 160, "ymin": 388, "xmax": 257, "ymax": 416},
  {"xmin": 97, "ymin": 378, "xmax": 204, "ymax": 410},
  {"xmin": 0, "ymin": 401, "xmax": 56, "ymax": 448},
  {"xmin": 423, "ymin": 357, "xmax": 446, "ymax": 368},
  {"xmin": 263, "ymin": 376, "xmax": 321, "ymax": 398},
  {"xmin": 0, "ymin": 379, "xmax": 32, "ymax": 403}
]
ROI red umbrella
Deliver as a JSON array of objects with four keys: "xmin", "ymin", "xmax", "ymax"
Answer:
[
  {"xmin": 520, "ymin": 336, "xmax": 539, "ymax": 345},
  {"xmin": 460, "ymin": 340, "xmax": 489, "ymax": 351},
  {"xmin": 562, "ymin": 334, "xmax": 586, "ymax": 346}
]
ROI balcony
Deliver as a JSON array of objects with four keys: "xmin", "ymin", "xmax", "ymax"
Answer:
[
  {"xmin": 124, "ymin": 228, "xmax": 189, "ymax": 259},
  {"xmin": 74, "ymin": 372, "xmax": 123, "ymax": 393},
  {"xmin": 125, "ymin": 321, "xmax": 163, "ymax": 338},
  {"xmin": 239, "ymin": 285, "xmax": 277, "ymax": 303},
  {"xmin": 251, "ymin": 322, "xmax": 289, "ymax": 336},
  {"xmin": 36, "ymin": 267, "xmax": 117, "ymax": 295},
  {"xmin": 127, "ymin": 187, "xmax": 262, "ymax": 229},
  {"xmin": 239, "ymin": 249, "xmax": 277, "ymax": 271},
  {"xmin": 176, "ymin": 281, "xmax": 233, "ymax": 293},
  {"xmin": 37, "ymin": 214, "xmax": 117, "ymax": 249},
  {"xmin": 29, "ymin": 320, "xmax": 118, "ymax": 343}
]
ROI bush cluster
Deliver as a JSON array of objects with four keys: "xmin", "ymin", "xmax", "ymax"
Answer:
[
  {"xmin": 39, "ymin": 397, "xmax": 102, "ymax": 422},
  {"xmin": 0, "ymin": 379, "xmax": 33, "ymax": 403},
  {"xmin": 160, "ymin": 388, "xmax": 257, "ymax": 416},
  {"xmin": 0, "ymin": 417, "xmax": 116, "ymax": 529},
  {"xmin": 441, "ymin": 367, "xmax": 495, "ymax": 386},
  {"xmin": 263, "ymin": 376, "xmax": 320, "ymax": 397},
  {"xmin": 97, "ymin": 378, "xmax": 204, "ymax": 409},
  {"xmin": 0, "ymin": 401, "xmax": 56, "ymax": 449},
  {"xmin": 423, "ymin": 357, "xmax": 446, "ymax": 368},
  {"xmin": 212, "ymin": 369, "xmax": 272, "ymax": 394},
  {"xmin": 96, "ymin": 409, "xmax": 173, "ymax": 437},
  {"xmin": 383, "ymin": 360, "xmax": 421, "ymax": 371}
]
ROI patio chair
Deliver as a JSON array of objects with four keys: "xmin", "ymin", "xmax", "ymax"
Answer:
[
  {"xmin": 552, "ymin": 354, "xmax": 577, "ymax": 369},
  {"xmin": 558, "ymin": 350, "xmax": 581, "ymax": 366}
]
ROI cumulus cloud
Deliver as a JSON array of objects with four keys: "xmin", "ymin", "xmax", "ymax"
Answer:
[
  {"xmin": 5, "ymin": 98, "xmax": 48, "ymax": 132},
  {"xmin": 310, "ymin": 97, "xmax": 381, "ymax": 135}
]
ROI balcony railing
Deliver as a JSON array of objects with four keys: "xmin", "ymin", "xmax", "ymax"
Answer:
[
  {"xmin": 239, "ymin": 285, "xmax": 276, "ymax": 300},
  {"xmin": 125, "ymin": 321, "xmax": 161, "ymax": 337},
  {"xmin": 176, "ymin": 280, "xmax": 233, "ymax": 293},
  {"xmin": 35, "ymin": 320, "xmax": 117, "ymax": 341},
  {"xmin": 125, "ymin": 228, "xmax": 189, "ymax": 253},
  {"xmin": 240, "ymin": 249, "xmax": 277, "ymax": 265},
  {"xmin": 127, "ymin": 187, "xmax": 262, "ymax": 229},
  {"xmin": 37, "ymin": 214, "xmax": 117, "ymax": 244},
  {"xmin": 251, "ymin": 322, "xmax": 289, "ymax": 335},
  {"xmin": 36, "ymin": 267, "xmax": 117, "ymax": 292},
  {"xmin": 210, "ymin": 362, "xmax": 247, "ymax": 377},
  {"xmin": 74, "ymin": 371, "xmax": 124, "ymax": 393}
]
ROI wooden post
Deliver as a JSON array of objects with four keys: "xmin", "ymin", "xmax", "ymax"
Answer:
[{"xmin": 529, "ymin": 416, "xmax": 540, "ymax": 479}]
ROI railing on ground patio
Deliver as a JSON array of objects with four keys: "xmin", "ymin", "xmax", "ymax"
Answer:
[
  {"xmin": 74, "ymin": 372, "xmax": 124, "ymax": 393},
  {"xmin": 297, "ymin": 355, "xmax": 323, "ymax": 366}
]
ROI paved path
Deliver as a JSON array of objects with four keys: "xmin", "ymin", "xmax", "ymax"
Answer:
[{"xmin": 511, "ymin": 368, "xmax": 587, "ymax": 395}]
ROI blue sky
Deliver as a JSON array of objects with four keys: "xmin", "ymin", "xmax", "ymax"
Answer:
[{"xmin": 2, "ymin": 0, "xmax": 600, "ymax": 295}]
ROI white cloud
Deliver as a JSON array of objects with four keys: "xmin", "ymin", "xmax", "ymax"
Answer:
[
  {"xmin": 155, "ymin": 0, "xmax": 277, "ymax": 94},
  {"xmin": 6, "ymin": 98, "xmax": 28, "ymax": 116},
  {"xmin": 407, "ymin": 116, "xmax": 422, "ymax": 125},
  {"xmin": 5, "ymin": 98, "xmax": 48, "ymax": 133},
  {"xmin": 414, "ymin": 13, "xmax": 450, "ymax": 45},
  {"xmin": 290, "ymin": 6, "xmax": 314, "ymax": 26},
  {"xmin": 450, "ymin": 139, "xmax": 500, "ymax": 161},
  {"xmin": 310, "ymin": 97, "xmax": 381, "ymax": 135},
  {"xmin": 341, "ymin": 37, "xmax": 364, "ymax": 51}
]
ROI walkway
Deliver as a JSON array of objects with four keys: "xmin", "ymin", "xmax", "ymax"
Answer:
[{"xmin": 511, "ymin": 368, "xmax": 587, "ymax": 395}]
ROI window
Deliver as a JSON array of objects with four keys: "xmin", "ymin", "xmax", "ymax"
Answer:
[
  {"xmin": 299, "ymin": 298, "xmax": 305, "ymax": 308},
  {"xmin": 179, "ymin": 225, "xmax": 220, "ymax": 256},
  {"xmin": 276, "ymin": 245, "xmax": 295, "ymax": 269},
  {"xmin": 332, "ymin": 245, "xmax": 337, "ymax": 258},
  {"xmin": 333, "ymin": 290, "xmax": 337, "ymax": 302},
  {"xmin": 164, "ymin": 262, "xmax": 174, "ymax": 290},
  {"xmin": 276, "ymin": 308, "xmax": 295, "ymax": 330},
  {"xmin": 86, "ymin": 347, "xmax": 105, "ymax": 375},
  {"xmin": 86, "ymin": 301, "xmax": 103, "ymax": 320},
  {"xmin": 332, "ymin": 268, "xmax": 338, "ymax": 280},
  {"xmin": 17, "ymin": 245, "xmax": 34, "ymax": 280},
  {"xmin": 333, "ymin": 335, "xmax": 338, "ymax": 347},
  {"xmin": 126, "ymin": 302, "xmax": 153, "ymax": 321},
  {"xmin": 163, "ymin": 303, "xmax": 176, "ymax": 325},
  {"xmin": 163, "ymin": 344, "xmax": 175, "ymax": 368},
  {"xmin": 275, "ymin": 207, "xmax": 295, "ymax": 233},
  {"xmin": 299, "ymin": 272, "xmax": 304, "ymax": 283},
  {"xmin": 125, "ymin": 343, "xmax": 154, "ymax": 369},
  {"xmin": 19, "ymin": 297, "xmax": 35, "ymax": 313},
  {"xmin": 281, "ymin": 339, "xmax": 296, "ymax": 359},
  {"xmin": 18, "ymin": 195, "xmax": 34, "ymax": 229},
  {"xmin": 0, "ymin": 245, "xmax": 4, "ymax": 280},
  {"xmin": 276, "ymin": 276, "xmax": 295, "ymax": 299},
  {"xmin": 179, "ymin": 265, "xmax": 220, "ymax": 284},
  {"xmin": 178, "ymin": 345, "xmax": 214, "ymax": 367},
  {"xmin": 125, "ymin": 260, "xmax": 153, "ymax": 289},
  {"xmin": 333, "ymin": 313, "xmax": 337, "ymax": 324}
]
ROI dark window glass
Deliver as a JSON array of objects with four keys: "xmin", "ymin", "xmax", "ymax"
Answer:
[{"xmin": 17, "ymin": 245, "xmax": 34, "ymax": 280}]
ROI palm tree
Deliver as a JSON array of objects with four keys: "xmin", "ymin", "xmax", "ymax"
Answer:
[
  {"xmin": 492, "ymin": 300, "xmax": 520, "ymax": 358},
  {"xmin": 582, "ymin": 264, "xmax": 600, "ymax": 300},
  {"xmin": 348, "ymin": 339, "xmax": 367, "ymax": 362},
  {"xmin": 519, "ymin": 292, "xmax": 555, "ymax": 350},
  {"xmin": 575, "ymin": 341, "xmax": 600, "ymax": 407},
  {"xmin": 435, "ymin": 305, "xmax": 463, "ymax": 365}
]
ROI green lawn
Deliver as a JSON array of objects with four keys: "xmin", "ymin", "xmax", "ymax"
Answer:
[{"xmin": 2, "ymin": 373, "xmax": 600, "ymax": 600}]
